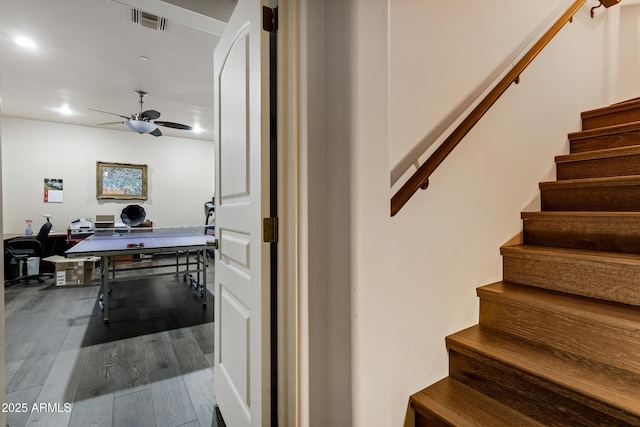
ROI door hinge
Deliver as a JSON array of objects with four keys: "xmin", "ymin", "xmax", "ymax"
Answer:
[
  {"xmin": 263, "ymin": 217, "xmax": 279, "ymax": 243},
  {"xmin": 262, "ymin": 6, "xmax": 278, "ymax": 33}
]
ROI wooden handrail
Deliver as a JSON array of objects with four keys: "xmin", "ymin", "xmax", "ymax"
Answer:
[{"xmin": 391, "ymin": 0, "xmax": 590, "ymax": 217}]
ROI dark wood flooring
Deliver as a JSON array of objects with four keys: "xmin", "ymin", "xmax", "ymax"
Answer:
[{"xmin": 4, "ymin": 257, "xmax": 218, "ymax": 427}]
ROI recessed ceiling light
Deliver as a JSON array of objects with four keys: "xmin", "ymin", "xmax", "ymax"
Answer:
[
  {"xmin": 58, "ymin": 105, "xmax": 73, "ymax": 115},
  {"xmin": 192, "ymin": 124, "xmax": 203, "ymax": 133},
  {"xmin": 139, "ymin": 56, "xmax": 149, "ymax": 61},
  {"xmin": 15, "ymin": 37, "xmax": 36, "ymax": 49}
]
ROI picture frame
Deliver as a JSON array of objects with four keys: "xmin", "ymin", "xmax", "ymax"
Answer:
[{"xmin": 96, "ymin": 161, "xmax": 148, "ymax": 200}]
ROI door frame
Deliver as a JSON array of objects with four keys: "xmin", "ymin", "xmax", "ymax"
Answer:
[
  {"xmin": 273, "ymin": 1, "xmax": 299, "ymax": 425},
  {"xmin": 0, "ymin": 33, "xmax": 7, "ymax": 427}
]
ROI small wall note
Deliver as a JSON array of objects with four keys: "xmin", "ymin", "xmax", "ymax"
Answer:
[{"xmin": 44, "ymin": 178, "xmax": 63, "ymax": 203}]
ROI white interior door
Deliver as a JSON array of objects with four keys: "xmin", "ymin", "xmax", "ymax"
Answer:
[{"xmin": 213, "ymin": 0, "xmax": 271, "ymax": 426}]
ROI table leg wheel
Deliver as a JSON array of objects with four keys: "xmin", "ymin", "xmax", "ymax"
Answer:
[{"xmin": 103, "ymin": 319, "xmax": 109, "ymax": 324}]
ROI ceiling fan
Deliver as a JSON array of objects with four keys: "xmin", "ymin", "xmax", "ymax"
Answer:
[{"xmin": 90, "ymin": 90, "xmax": 193, "ymax": 137}]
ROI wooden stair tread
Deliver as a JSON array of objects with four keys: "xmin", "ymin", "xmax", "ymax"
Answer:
[
  {"xmin": 568, "ymin": 120, "xmax": 640, "ymax": 154},
  {"xmin": 501, "ymin": 243, "xmax": 640, "ymax": 266},
  {"xmin": 556, "ymin": 144, "xmax": 640, "ymax": 163},
  {"xmin": 448, "ymin": 325, "xmax": 640, "ymax": 417},
  {"xmin": 411, "ymin": 377, "xmax": 544, "ymax": 427},
  {"xmin": 581, "ymin": 100, "xmax": 640, "ymax": 131},
  {"xmin": 502, "ymin": 243, "xmax": 640, "ymax": 305},
  {"xmin": 479, "ymin": 281, "xmax": 640, "ymax": 375},
  {"xmin": 582, "ymin": 99, "xmax": 640, "ymax": 121},
  {"xmin": 608, "ymin": 97, "xmax": 640, "ymax": 107},
  {"xmin": 569, "ymin": 120, "xmax": 640, "ymax": 141},
  {"xmin": 539, "ymin": 175, "xmax": 640, "ymax": 190},
  {"xmin": 554, "ymin": 144, "xmax": 640, "ymax": 180},
  {"xmin": 521, "ymin": 211, "xmax": 640, "ymax": 220},
  {"xmin": 520, "ymin": 212, "xmax": 640, "ymax": 255},
  {"xmin": 479, "ymin": 280, "xmax": 640, "ymax": 327},
  {"xmin": 540, "ymin": 177, "xmax": 640, "ymax": 211},
  {"xmin": 520, "ymin": 211, "xmax": 640, "ymax": 217}
]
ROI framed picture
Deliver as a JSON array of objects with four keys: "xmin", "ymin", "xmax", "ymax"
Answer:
[{"xmin": 96, "ymin": 161, "xmax": 148, "ymax": 200}]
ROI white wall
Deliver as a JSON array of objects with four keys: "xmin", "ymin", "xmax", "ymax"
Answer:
[
  {"xmin": 613, "ymin": 3, "xmax": 640, "ymax": 100},
  {"xmin": 0, "ymin": 44, "xmax": 6, "ymax": 425},
  {"xmin": 300, "ymin": 0, "xmax": 391, "ymax": 425},
  {"xmin": 302, "ymin": 1, "xmax": 635, "ymax": 426},
  {"xmin": 2, "ymin": 117, "xmax": 214, "ymax": 233},
  {"xmin": 349, "ymin": 1, "xmax": 391, "ymax": 426},
  {"xmin": 296, "ymin": 0, "xmax": 330, "ymax": 425}
]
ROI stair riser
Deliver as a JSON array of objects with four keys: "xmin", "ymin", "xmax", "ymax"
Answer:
[
  {"xmin": 502, "ymin": 253, "xmax": 640, "ymax": 306},
  {"xmin": 557, "ymin": 154, "xmax": 640, "ymax": 180},
  {"xmin": 582, "ymin": 107, "xmax": 640, "ymax": 131},
  {"xmin": 523, "ymin": 216, "xmax": 640, "ymax": 254},
  {"xmin": 448, "ymin": 348, "xmax": 638, "ymax": 426},
  {"xmin": 570, "ymin": 131, "xmax": 640, "ymax": 154},
  {"xmin": 541, "ymin": 185, "xmax": 640, "ymax": 211},
  {"xmin": 411, "ymin": 377, "xmax": 547, "ymax": 427},
  {"xmin": 414, "ymin": 410, "xmax": 448, "ymax": 427},
  {"xmin": 479, "ymin": 298, "xmax": 640, "ymax": 375}
]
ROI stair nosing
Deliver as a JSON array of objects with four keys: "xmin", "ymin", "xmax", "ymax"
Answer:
[
  {"xmin": 569, "ymin": 120, "xmax": 640, "ymax": 140},
  {"xmin": 521, "ymin": 211, "xmax": 640, "ymax": 220},
  {"xmin": 581, "ymin": 100, "xmax": 640, "ymax": 120},
  {"xmin": 411, "ymin": 377, "xmax": 545, "ymax": 427},
  {"xmin": 555, "ymin": 145, "xmax": 640, "ymax": 163},
  {"xmin": 478, "ymin": 281, "xmax": 640, "ymax": 327},
  {"xmin": 501, "ymin": 244, "xmax": 640, "ymax": 265},
  {"xmin": 448, "ymin": 325, "xmax": 640, "ymax": 417},
  {"xmin": 539, "ymin": 175, "xmax": 640, "ymax": 190}
]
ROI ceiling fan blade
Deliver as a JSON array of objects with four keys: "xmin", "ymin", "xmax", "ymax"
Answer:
[
  {"xmin": 97, "ymin": 121, "xmax": 124, "ymax": 126},
  {"xmin": 150, "ymin": 128, "xmax": 163, "ymax": 137},
  {"xmin": 89, "ymin": 108, "xmax": 130, "ymax": 119},
  {"xmin": 154, "ymin": 121, "xmax": 193, "ymax": 130},
  {"xmin": 142, "ymin": 109, "xmax": 161, "ymax": 120}
]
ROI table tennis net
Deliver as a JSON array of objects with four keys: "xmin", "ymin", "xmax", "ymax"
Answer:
[{"xmin": 89, "ymin": 225, "xmax": 211, "ymax": 239}]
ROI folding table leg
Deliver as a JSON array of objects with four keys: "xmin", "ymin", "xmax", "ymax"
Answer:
[
  {"xmin": 201, "ymin": 248, "xmax": 207, "ymax": 305},
  {"xmin": 103, "ymin": 255, "xmax": 109, "ymax": 323}
]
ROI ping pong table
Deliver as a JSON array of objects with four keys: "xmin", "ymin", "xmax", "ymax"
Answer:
[{"xmin": 66, "ymin": 228, "xmax": 216, "ymax": 323}]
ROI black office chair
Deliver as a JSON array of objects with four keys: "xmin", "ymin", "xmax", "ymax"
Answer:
[
  {"xmin": 204, "ymin": 197, "xmax": 215, "ymax": 234},
  {"xmin": 204, "ymin": 198, "xmax": 215, "ymax": 259},
  {"xmin": 5, "ymin": 222, "xmax": 53, "ymax": 284}
]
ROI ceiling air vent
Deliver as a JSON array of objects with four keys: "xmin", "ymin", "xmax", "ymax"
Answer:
[{"xmin": 130, "ymin": 9, "xmax": 168, "ymax": 31}]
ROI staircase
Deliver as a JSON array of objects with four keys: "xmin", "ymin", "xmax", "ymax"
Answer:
[{"xmin": 410, "ymin": 99, "xmax": 640, "ymax": 427}]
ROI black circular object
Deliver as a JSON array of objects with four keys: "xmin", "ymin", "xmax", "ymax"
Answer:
[{"xmin": 121, "ymin": 204, "xmax": 146, "ymax": 226}]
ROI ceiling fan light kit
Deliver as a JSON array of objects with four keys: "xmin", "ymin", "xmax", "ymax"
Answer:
[
  {"xmin": 91, "ymin": 90, "xmax": 193, "ymax": 137},
  {"xmin": 126, "ymin": 119, "xmax": 157, "ymax": 134}
]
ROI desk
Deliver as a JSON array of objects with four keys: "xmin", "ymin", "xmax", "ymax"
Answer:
[
  {"xmin": 66, "ymin": 230, "xmax": 215, "ymax": 323},
  {"xmin": 4, "ymin": 232, "xmax": 68, "ymax": 255},
  {"xmin": 4, "ymin": 232, "xmax": 67, "ymax": 240},
  {"xmin": 4, "ymin": 232, "xmax": 69, "ymax": 281}
]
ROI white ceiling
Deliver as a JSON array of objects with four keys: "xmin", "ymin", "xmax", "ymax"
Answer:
[{"xmin": 0, "ymin": 0, "xmax": 235, "ymax": 141}]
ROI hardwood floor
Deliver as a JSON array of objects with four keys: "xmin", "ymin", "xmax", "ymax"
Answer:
[{"xmin": 4, "ymin": 256, "xmax": 219, "ymax": 427}]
